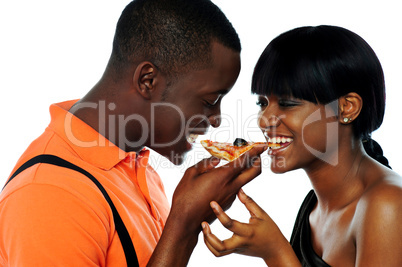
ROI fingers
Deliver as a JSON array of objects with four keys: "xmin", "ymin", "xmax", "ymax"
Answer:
[
  {"xmin": 202, "ymin": 222, "xmax": 235, "ymax": 257},
  {"xmin": 230, "ymin": 156, "xmax": 262, "ymax": 189},
  {"xmin": 239, "ymin": 144, "xmax": 268, "ymax": 165},
  {"xmin": 202, "ymin": 221, "xmax": 244, "ymax": 257},
  {"xmin": 190, "ymin": 145, "xmax": 266, "ymax": 183},
  {"xmin": 193, "ymin": 156, "xmax": 221, "ymax": 174},
  {"xmin": 210, "ymin": 201, "xmax": 252, "ymax": 237},
  {"xmin": 191, "ymin": 144, "xmax": 267, "ymax": 178},
  {"xmin": 225, "ymin": 145, "xmax": 267, "ymax": 177},
  {"xmin": 238, "ymin": 189, "xmax": 266, "ymax": 218}
]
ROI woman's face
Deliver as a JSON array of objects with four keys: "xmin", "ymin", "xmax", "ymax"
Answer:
[{"xmin": 257, "ymin": 94, "xmax": 339, "ymax": 173}]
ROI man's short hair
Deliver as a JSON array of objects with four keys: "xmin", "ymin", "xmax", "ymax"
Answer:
[{"xmin": 110, "ymin": 0, "xmax": 241, "ymax": 80}]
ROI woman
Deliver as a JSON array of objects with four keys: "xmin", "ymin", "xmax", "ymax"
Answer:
[{"xmin": 201, "ymin": 25, "xmax": 402, "ymax": 266}]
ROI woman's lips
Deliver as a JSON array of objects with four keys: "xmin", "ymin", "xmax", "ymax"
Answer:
[
  {"xmin": 268, "ymin": 136, "xmax": 293, "ymax": 149},
  {"xmin": 267, "ymin": 136, "xmax": 293, "ymax": 155}
]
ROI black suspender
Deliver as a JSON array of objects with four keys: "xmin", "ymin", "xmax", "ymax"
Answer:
[{"xmin": 3, "ymin": 154, "xmax": 139, "ymax": 267}]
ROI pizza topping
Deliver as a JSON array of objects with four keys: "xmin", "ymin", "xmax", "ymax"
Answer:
[
  {"xmin": 201, "ymin": 139, "xmax": 267, "ymax": 162},
  {"xmin": 233, "ymin": 138, "xmax": 248, "ymax": 147}
]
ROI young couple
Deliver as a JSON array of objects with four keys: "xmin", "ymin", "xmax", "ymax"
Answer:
[{"xmin": 1, "ymin": 0, "xmax": 400, "ymax": 266}]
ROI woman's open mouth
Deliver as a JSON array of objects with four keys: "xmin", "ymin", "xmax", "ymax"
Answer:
[{"xmin": 268, "ymin": 136, "xmax": 293, "ymax": 150}]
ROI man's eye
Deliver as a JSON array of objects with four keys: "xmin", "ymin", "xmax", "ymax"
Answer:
[
  {"xmin": 203, "ymin": 100, "xmax": 214, "ymax": 107},
  {"xmin": 203, "ymin": 96, "xmax": 221, "ymax": 108}
]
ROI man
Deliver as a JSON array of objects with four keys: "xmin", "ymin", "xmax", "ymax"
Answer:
[{"xmin": 0, "ymin": 0, "xmax": 266, "ymax": 266}]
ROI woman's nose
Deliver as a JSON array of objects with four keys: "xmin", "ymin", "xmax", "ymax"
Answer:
[{"xmin": 258, "ymin": 113, "xmax": 281, "ymax": 129}]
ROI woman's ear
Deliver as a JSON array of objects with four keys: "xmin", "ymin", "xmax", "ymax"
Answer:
[
  {"xmin": 338, "ymin": 92, "xmax": 363, "ymax": 124},
  {"xmin": 133, "ymin": 62, "xmax": 158, "ymax": 100}
]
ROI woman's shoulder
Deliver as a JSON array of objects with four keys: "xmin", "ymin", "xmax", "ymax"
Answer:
[
  {"xmin": 361, "ymin": 168, "xmax": 401, "ymax": 205},
  {"xmin": 354, "ymin": 169, "xmax": 402, "ymax": 227},
  {"xmin": 350, "ymin": 169, "xmax": 402, "ymax": 263},
  {"xmin": 358, "ymin": 156, "xmax": 402, "ymax": 203}
]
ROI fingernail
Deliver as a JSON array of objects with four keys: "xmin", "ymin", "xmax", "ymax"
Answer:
[
  {"xmin": 210, "ymin": 201, "xmax": 218, "ymax": 210},
  {"xmin": 201, "ymin": 222, "xmax": 206, "ymax": 229},
  {"xmin": 239, "ymin": 188, "xmax": 245, "ymax": 195}
]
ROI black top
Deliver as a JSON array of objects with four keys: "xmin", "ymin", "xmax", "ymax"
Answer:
[{"xmin": 290, "ymin": 190, "xmax": 331, "ymax": 267}]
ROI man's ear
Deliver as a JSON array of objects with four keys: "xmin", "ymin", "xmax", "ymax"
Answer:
[
  {"xmin": 133, "ymin": 62, "xmax": 158, "ymax": 100},
  {"xmin": 338, "ymin": 92, "xmax": 363, "ymax": 124}
]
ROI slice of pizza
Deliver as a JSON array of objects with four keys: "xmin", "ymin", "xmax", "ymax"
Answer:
[{"xmin": 200, "ymin": 138, "xmax": 279, "ymax": 161}]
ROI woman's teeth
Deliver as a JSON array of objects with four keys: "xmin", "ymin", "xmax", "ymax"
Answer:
[
  {"xmin": 269, "ymin": 137, "xmax": 293, "ymax": 149},
  {"xmin": 270, "ymin": 137, "xmax": 293, "ymax": 143},
  {"xmin": 187, "ymin": 134, "xmax": 199, "ymax": 144}
]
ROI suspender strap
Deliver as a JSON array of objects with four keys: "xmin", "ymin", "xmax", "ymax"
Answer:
[{"xmin": 3, "ymin": 154, "xmax": 139, "ymax": 267}]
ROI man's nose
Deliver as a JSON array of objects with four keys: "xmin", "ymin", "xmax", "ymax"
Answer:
[{"xmin": 208, "ymin": 114, "xmax": 221, "ymax": 128}]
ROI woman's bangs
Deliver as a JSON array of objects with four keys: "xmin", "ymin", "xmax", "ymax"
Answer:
[{"xmin": 252, "ymin": 56, "xmax": 324, "ymax": 103}]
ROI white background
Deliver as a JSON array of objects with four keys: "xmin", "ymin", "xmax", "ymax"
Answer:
[{"xmin": 1, "ymin": 1, "xmax": 401, "ymax": 266}]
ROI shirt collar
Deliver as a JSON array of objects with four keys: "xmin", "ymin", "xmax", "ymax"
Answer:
[{"xmin": 48, "ymin": 100, "xmax": 135, "ymax": 170}]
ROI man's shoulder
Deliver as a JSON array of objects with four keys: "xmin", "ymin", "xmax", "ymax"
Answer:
[{"xmin": 2, "ymin": 138, "xmax": 107, "ymax": 210}]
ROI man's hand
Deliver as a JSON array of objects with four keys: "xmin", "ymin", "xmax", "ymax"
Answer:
[
  {"xmin": 147, "ymin": 145, "xmax": 267, "ymax": 266},
  {"xmin": 171, "ymin": 145, "xmax": 267, "ymax": 232}
]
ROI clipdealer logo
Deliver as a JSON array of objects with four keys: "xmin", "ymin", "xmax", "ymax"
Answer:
[{"xmin": 63, "ymin": 99, "xmax": 341, "ymax": 168}]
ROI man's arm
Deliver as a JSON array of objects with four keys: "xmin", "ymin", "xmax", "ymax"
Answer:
[{"xmin": 147, "ymin": 146, "xmax": 267, "ymax": 266}]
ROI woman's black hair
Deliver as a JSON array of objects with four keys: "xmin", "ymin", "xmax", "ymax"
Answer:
[
  {"xmin": 252, "ymin": 25, "xmax": 391, "ymax": 168},
  {"xmin": 363, "ymin": 139, "xmax": 391, "ymax": 169}
]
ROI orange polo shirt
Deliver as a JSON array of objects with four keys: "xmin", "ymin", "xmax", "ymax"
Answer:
[{"xmin": 0, "ymin": 100, "xmax": 170, "ymax": 266}]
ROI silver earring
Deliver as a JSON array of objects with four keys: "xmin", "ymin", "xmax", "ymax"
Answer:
[{"xmin": 343, "ymin": 117, "xmax": 351, "ymax": 123}]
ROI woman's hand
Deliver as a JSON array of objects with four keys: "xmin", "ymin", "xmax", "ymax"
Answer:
[{"xmin": 202, "ymin": 189, "xmax": 301, "ymax": 266}]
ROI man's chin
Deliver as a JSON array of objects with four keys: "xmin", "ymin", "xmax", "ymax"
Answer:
[
  {"xmin": 166, "ymin": 152, "xmax": 187, "ymax": 166},
  {"xmin": 150, "ymin": 144, "xmax": 190, "ymax": 166},
  {"xmin": 153, "ymin": 149, "xmax": 188, "ymax": 166}
]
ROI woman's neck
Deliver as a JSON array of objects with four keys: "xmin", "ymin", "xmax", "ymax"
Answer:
[{"xmin": 304, "ymin": 140, "xmax": 367, "ymax": 211}]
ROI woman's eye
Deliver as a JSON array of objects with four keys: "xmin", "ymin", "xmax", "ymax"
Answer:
[
  {"xmin": 278, "ymin": 100, "xmax": 299, "ymax": 107},
  {"xmin": 256, "ymin": 100, "xmax": 267, "ymax": 108},
  {"xmin": 256, "ymin": 97, "xmax": 268, "ymax": 108}
]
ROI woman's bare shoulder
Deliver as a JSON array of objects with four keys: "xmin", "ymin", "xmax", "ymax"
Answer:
[
  {"xmin": 351, "ymin": 170, "xmax": 402, "ymax": 264},
  {"xmin": 358, "ymin": 169, "xmax": 402, "ymax": 210},
  {"xmin": 352, "ymin": 167, "xmax": 402, "ymax": 232}
]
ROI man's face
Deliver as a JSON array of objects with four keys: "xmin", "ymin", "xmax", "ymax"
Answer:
[{"xmin": 149, "ymin": 42, "xmax": 241, "ymax": 165}]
